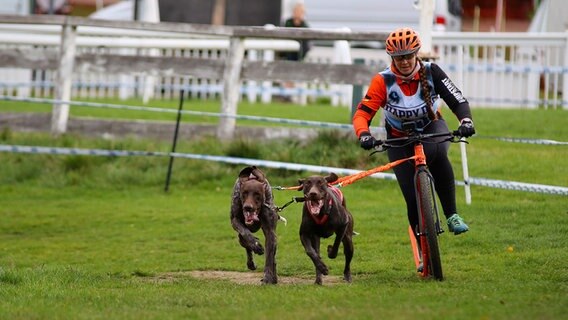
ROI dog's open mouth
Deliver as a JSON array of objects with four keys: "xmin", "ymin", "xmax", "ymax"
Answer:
[
  {"xmin": 244, "ymin": 211, "xmax": 259, "ymax": 225},
  {"xmin": 307, "ymin": 200, "xmax": 324, "ymax": 215}
]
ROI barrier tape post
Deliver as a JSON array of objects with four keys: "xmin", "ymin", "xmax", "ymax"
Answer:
[
  {"xmin": 460, "ymin": 138, "xmax": 472, "ymax": 205},
  {"xmin": 164, "ymin": 90, "xmax": 185, "ymax": 192}
]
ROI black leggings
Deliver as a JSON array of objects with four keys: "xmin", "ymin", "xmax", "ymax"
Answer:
[{"xmin": 387, "ymin": 119, "xmax": 457, "ymax": 234}]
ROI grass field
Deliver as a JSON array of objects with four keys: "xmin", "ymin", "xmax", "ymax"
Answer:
[{"xmin": 1, "ymin": 100, "xmax": 567, "ymax": 319}]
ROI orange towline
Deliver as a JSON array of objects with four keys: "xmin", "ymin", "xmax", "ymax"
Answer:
[
  {"xmin": 333, "ymin": 156, "xmax": 415, "ymax": 188},
  {"xmin": 273, "ymin": 156, "xmax": 415, "ymax": 191}
]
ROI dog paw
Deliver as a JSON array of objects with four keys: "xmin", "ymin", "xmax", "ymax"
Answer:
[
  {"xmin": 343, "ymin": 273, "xmax": 352, "ymax": 283},
  {"xmin": 245, "ymin": 236, "xmax": 264, "ymax": 255},
  {"xmin": 251, "ymin": 241, "xmax": 264, "ymax": 255},
  {"xmin": 261, "ymin": 277, "xmax": 277, "ymax": 285},
  {"xmin": 317, "ymin": 263, "xmax": 329, "ymax": 276},
  {"xmin": 247, "ymin": 260, "xmax": 257, "ymax": 271},
  {"xmin": 327, "ymin": 245, "xmax": 338, "ymax": 259}
]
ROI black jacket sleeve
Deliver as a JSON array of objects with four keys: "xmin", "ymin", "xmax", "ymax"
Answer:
[{"xmin": 431, "ymin": 63, "xmax": 472, "ymax": 121}]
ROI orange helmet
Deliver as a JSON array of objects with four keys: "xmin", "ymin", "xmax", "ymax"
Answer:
[{"xmin": 385, "ymin": 27, "xmax": 421, "ymax": 56}]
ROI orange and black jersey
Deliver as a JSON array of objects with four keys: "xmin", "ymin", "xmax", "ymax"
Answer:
[{"xmin": 353, "ymin": 62, "xmax": 472, "ymax": 138}]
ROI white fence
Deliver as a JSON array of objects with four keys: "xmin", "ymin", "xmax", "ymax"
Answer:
[
  {"xmin": 433, "ymin": 32, "xmax": 568, "ymax": 109},
  {"xmin": 0, "ymin": 20, "xmax": 566, "ymax": 109},
  {"xmin": 304, "ymin": 33, "xmax": 568, "ymax": 109}
]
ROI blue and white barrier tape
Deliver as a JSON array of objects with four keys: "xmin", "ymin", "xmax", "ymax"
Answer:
[
  {"xmin": 0, "ymin": 145, "xmax": 166, "ymax": 157},
  {"xmin": 0, "ymin": 95, "xmax": 358, "ymax": 131},
  {"xmin": 482, "ymin": 136, "xmax": 568, "ymax": 145},
  {"xmin": 0, "ymin": 95, "xmax": 568, "ymax": 145},
  {"xmin": 1, "ymin": 144, "xmax": 566, "ymax": 196},
  {"xmin": 2, "ymin": 95, "xmax": 565, "ymax": 145},
  {"xmin": 467, "ymin": 96, "xmax": 567, "ymax": 108},
  {"xmin": 466, "ymin": 177, "xmax": 568, "ymax": 196}
]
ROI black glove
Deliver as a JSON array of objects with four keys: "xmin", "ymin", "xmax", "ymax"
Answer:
[
  {"xmin": 359, "ymin": 132, "xmax": 376, "ymax": 150},
  {"xmin": 457, "ymin": 118, "xmax": 476, "ymax": 138}
]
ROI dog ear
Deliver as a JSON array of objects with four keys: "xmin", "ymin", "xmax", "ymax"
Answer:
[
  {"xmin": 297, "ymin": 179, "xmax": 305, "ymax": 191},
  {"xmin": 325, "ymin": 172, "xmax": 339, "ymax": 184},
  {"xmin": 251, "ymin": 167, "xmax": 266, "ymax": 183},
  {"xmin": 238, "ymin": 166, "xmax": 254, "ymax": 179}
]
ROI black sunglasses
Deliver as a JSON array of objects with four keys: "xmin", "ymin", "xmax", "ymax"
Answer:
[{"xmin": 393, "ymin": 53, "xmax": 416, "ymax": 62}]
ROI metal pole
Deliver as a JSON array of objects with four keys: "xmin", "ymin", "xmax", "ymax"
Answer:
[
  {"xmin": 133, "ymin": 0, "xmax": 139, "ymax": 21},
  {"xmin": 164, "ymin": 90, "xmax": 185, "ymax": 192}
]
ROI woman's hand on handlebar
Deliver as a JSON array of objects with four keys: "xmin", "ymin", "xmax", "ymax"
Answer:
[
  {"xmin": 457, "ymin": 118, "xmax": 476, "ymax": 137},
  {"xmin": 359, "ymin": 132, "xmax": 377, "ymax": 150}
]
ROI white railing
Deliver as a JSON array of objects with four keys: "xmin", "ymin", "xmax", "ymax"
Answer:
[
  {"xmin": 433, "ymin": 32, "xmax": 567, "ymax": 109},
  {"xmin": 0, "ymin": 23, "xmax": 299, "ymax": 102}
]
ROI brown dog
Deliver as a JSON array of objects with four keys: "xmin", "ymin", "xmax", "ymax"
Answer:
[
  {"xmin": 230, "ymin": 166, "xmax": 284, "ymax": 284},
  {"xmin": 298, "ymin": 173, "xmax": 354, "ymax": 285}
]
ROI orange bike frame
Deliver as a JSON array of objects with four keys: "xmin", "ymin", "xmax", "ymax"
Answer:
[{"xmin": 413, "ymin": 143, "xmax": 427, "ymax": 167}]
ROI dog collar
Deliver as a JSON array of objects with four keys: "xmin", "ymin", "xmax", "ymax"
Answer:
[
  {"xmin": 311, "ymin": 213, "xmax": 329, "ymax": 225},
  {"xmin": 310, "ymin": 186, "xmax": 343, "ymax": 225}
]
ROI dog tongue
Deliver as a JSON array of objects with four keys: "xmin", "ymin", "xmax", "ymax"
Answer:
[{"xmin": 308, "ymin": 200, "xmax": 323, "ymax": 215}]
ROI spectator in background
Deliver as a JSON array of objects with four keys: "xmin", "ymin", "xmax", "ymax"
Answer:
[{"xmin": 283, "ymin": 2, "xmax": 311, "ymax": 61}]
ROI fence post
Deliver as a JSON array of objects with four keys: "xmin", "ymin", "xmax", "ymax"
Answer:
[
  {"xmin": 217, "ymin": 36, "xmax": 245, "ymax": 139},
  {"xmin": 331, "ymin": 33, "xmax": 352, "ymax": 107},
  {"xmin": 51, "ymin": 19, "xmax": 77, "ymax": 135},
  {"xmin": 563, "ymin": 32, "xmax": 568, "ymax": 109},
  {"xmin": 351, "ymin": 58, "xmax": 365, "ymax": 120},
  {"xmin": 246, "ymin": 49, "xmax": 258, "ymax": 103},
  {"xmin": 260, "ymin": 24, "xmax": 275, "ymax": 104},
  {"xmin": 261, "ymin": 48, "xmax": 274, "ymax": 104}
]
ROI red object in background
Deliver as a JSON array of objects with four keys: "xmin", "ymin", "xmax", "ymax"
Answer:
[
  {"xmin": 461, "ymin": 0, "xmax": 535, "ymax": 32},
  {"xmin": 35, "ymin": 0, "xmax": 72, "ymax": 15},
  {"xmin": 462, "ymin": 0, "xmax": 535, "ymax": 19}
]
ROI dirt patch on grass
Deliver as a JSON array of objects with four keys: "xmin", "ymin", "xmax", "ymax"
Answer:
[{"xmin": 150, "ymin": 270, "xmax": 346, "ymax": 285}]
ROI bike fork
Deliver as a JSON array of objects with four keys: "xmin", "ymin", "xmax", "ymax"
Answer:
[{"xmin": 408, "ymin": 225, "xmax": 421, "ymax": 270}]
